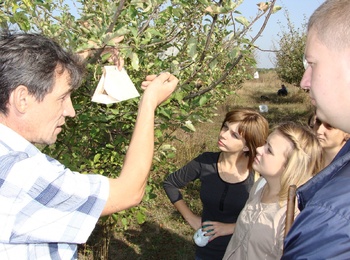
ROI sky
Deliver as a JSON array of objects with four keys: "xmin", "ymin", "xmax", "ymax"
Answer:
[{"xmin": 238, "ymin": 0, "xmax": 325, "ymax": 68}]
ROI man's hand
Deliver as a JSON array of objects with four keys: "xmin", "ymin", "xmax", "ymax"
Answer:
[{"xmin": 140, "ymin": 73, "xmax": 178, "ymax": 107}]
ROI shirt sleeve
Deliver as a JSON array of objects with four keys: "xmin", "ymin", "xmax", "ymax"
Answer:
[
  {"xmin": 0, "ymin": 151, "xmax": 109, "ymax": 244},
  {"xmin": 163, "ymin": 153, "xmax": 204, "ymax": 203}
]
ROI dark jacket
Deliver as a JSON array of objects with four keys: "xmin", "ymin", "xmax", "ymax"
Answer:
[{"xmin": 282, "ymin": 140, "xmax": 350, "ymax": 259}]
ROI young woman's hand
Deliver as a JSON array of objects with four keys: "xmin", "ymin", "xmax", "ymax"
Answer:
[{"xmin": 201, "ymin": 221, "xmax": 236, "ymax": 242}]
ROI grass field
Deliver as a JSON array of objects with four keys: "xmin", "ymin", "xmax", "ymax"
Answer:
[{"xmin": 85, "ymin": 71, "xmax": 314, "ymax": 259}]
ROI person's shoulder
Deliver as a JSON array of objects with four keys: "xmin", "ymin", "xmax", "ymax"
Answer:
[
  {"xmin": 200, "ymin": 151, "xmax": 219, "ymax": 156},
  {"xmin": 309, "ymin": 165, "xmax": 350, "ymax": 213},
  {"xmin": 196, "ymin": 151, "xmax": 220, "ymax": 161}
]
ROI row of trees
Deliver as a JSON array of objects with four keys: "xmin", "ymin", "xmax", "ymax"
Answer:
[{"xmin": 1, "ymin": 0, "xmax": 308, "ymax": 257}]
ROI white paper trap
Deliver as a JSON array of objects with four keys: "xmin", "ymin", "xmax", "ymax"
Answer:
[{"xmin": 92, "ymin": 66, "xmax": 139, "ymax": 104}]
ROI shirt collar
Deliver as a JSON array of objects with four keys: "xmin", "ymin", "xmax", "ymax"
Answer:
[{"xmin": 0, "ymin": 123, "xmax": 40, "ymax": 157}]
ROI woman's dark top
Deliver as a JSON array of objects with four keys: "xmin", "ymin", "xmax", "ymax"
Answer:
[{"xmin": 163, "ymin": 152, "xmax": 254, "ymax": 260}]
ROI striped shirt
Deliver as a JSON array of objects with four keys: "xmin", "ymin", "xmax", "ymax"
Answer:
[{"xmin": 0, "ymin": 124, "xmax": 109, "ymax": 259}]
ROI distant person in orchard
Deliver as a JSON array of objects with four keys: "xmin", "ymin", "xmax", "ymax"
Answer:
[
  {"xmin": 277, "ymin": 84, "xmax": 288, "ymax": 96},
  {"xmin": 282, "ymin": 0, "xmax": 350, "ymax": 258},
  {"xmin": 0, "ymin": 31, "xmax": 178, "ymax": 259},
  {"xmin": 163, "ymin": 108, "xmax": 269, "ymax": 260}
]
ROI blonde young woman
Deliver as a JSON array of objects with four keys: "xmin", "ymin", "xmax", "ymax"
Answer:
[
  {"xmin": 163, "ymin": 109, "xmax": 269, "ymax": 260},
  {"xmin": 309, "ymin": 114, "xmax": 350, "ymax": 168},
  {"xmin": 223, "ymin": 122, "xmax": 323, "ymax": 260}
]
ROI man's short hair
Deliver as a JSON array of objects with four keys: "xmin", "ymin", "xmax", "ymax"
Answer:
[
  {"xmin": 0, "ymin": 31, "xmax": 85, "ymax": 114},
  {"xmin": 308, "ymin": 0, "xmax": 350, "ymax": 50}
]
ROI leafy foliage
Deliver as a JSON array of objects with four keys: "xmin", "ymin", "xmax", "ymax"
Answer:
[{"xmin": 275, "ymin": 14, "xmax": 307, "ymax": 86}]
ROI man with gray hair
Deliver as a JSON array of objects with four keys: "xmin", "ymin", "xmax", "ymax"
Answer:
[{"xmin": 0, "ymin": 31, "xmax": 178, "ymax": 259}]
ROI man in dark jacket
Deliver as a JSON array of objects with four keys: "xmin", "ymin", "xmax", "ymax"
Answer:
[
  {"xmin": 277, "ymin": 84, "xmax": 288, "ymax": 96},
  {"xmin": 282, "ymin": 0, "xmax": 350, "ymax": 259}
]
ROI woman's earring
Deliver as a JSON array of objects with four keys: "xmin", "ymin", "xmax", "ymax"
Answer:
[{"xmin": 243, "ymin": 146, "xmax": 249, "ymax": 152}]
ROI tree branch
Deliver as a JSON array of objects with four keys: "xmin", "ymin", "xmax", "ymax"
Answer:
[
  {"xmin": 87, "ymin": 1, "xmax": 126, "ymax": 64},
  {"xmin": 183, "ymin": 0, "xmax": 278, "ymax": 100}
]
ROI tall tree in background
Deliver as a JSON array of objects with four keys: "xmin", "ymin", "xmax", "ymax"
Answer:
[{"xmin": 275, "ymin": 14, "xmax": 306, "ymax": 86}]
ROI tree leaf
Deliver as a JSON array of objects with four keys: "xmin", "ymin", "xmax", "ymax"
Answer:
[
  {"xmin": 188, "ymin": 37, "xmax": 198, "ymax": 60},
  {"xmin": 273, "ymin": 6, "xmax": 282, "ymax": 13},
  {"xmin": 130, "ymin": 52, "xmax": 139, "ymax": 70},
  {"xmin": 184, "ymin": 120, "xmax": 196, "ymax": 132},
  {"xmin": 199, "ymin": 96, "xmax": 207, "ymax": 106},
  {"xmin": 235, "ymin": 16, "xmax": 249, "ymax": 27}
]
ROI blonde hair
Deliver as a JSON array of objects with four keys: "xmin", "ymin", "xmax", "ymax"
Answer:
[
  {"xmin": 221, "ymin": 108, "xmax": 269, "ymax": 170},
  {"xmin": 275, "ymin": 122, "xmax": 323, "ymax": 202},
  {"xmin": 308, "ymin": 0, "xmax": 350, "ymax": 50}
]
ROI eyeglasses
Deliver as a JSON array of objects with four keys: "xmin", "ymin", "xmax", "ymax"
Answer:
[{"xmin": 303, "ymin": 54, "xmax": 309, "ymax": 70}]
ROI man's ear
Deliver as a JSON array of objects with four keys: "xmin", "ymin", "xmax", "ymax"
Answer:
[
  {"xmin": 9, "ymin": 85, "xmax": 31, "ymax": 114},
  {"xmin": 344, "ymin": 133, "xmax": 350, "ymax": 141}
]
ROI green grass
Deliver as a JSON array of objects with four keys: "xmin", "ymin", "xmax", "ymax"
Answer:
[{"xmin": 84, "ymin": 71, "xmax": 314, "ymax": 259}]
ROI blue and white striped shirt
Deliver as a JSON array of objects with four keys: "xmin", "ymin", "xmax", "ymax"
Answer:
[{"xmin": 0, "ymin": 124, "xmax": 109, "ymax": 259}]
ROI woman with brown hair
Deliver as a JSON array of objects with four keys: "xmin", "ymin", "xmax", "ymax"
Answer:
[{"xmin": 163, "ymin": 108, "xmax": 269, "ymax": 260}]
